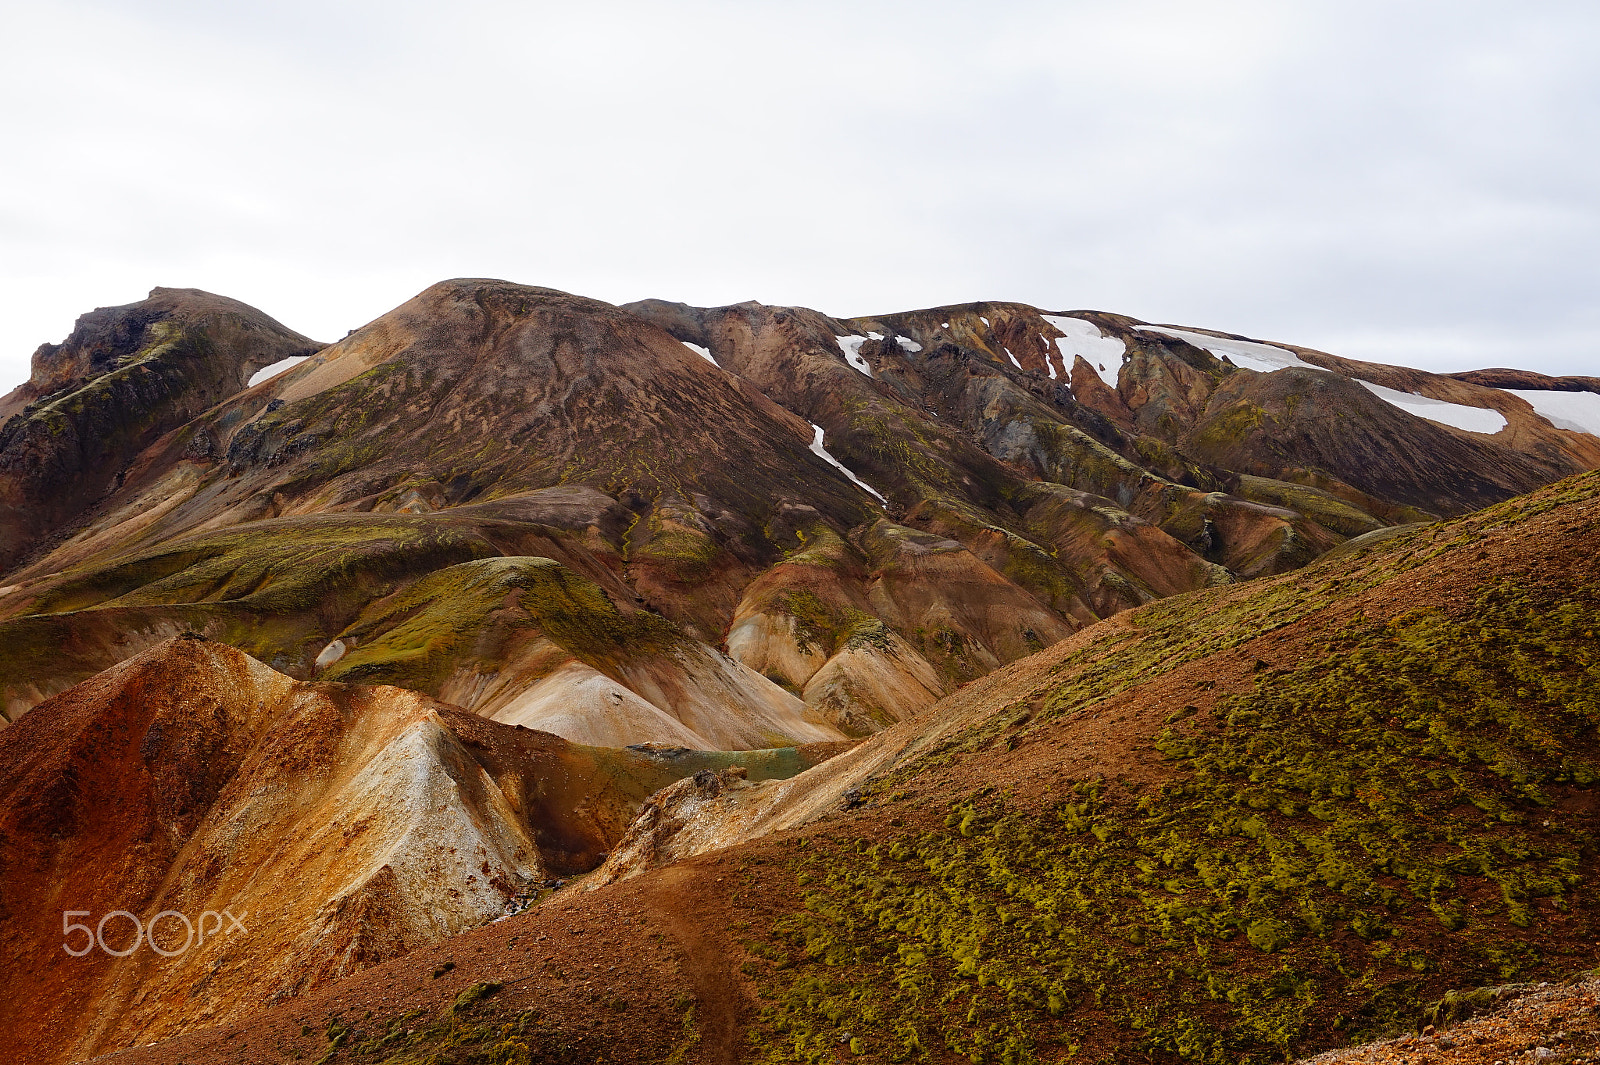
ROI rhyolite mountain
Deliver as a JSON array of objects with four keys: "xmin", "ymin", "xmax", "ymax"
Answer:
[
  {"xmin": 0, "ymin": 287, "xmax": 321, "ymax": 574},
  {"xmin": 0, "ymin": 633, "xmax": 847, "ymax": 1060},
  {"xmin": 0, "ymin": 278, "xmax": 1597, "ymax": 1063},
  {"xmin": 1, "ymin": 280, "xmax": 1596, "ymax": 744},
  {"xmin": 14, "ymin": 449, "xmax": 1600, "ymax": 1065}
]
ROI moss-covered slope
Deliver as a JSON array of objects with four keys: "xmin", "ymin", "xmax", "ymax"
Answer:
[
  {"xmin": 60, "ymin": 450, "xmax": 1600, "ymax": 1065},
  {"xmin": 733, "ymin": 471, "xmax": 1600, "ymax": 1064}
]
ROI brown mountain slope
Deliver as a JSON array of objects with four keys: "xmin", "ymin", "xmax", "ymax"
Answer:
[
  {"xmin": 0, "ymin": 287, "xmax": 322, "ymax": 571},
  {"xmin": 0, "ymin": 634, "xmax": 845, "ymax": 1063},
  {"xmin": 2, "ymin": 281, "xmax": 1596, "ymax": 751},
  {"xmin": 97, "ymin": 465, "xmax": 1600, "ymax": 1065}
]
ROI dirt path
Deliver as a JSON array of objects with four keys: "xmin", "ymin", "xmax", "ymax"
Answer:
[{"xmin": 640, "ymin": 863, "xmax": 743, "ymax": 1065}]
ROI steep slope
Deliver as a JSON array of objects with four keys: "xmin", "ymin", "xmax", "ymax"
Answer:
[
  {"xmin": 0, "ymin": 634, "xmax": 844, "ymax": 1063},
  {"xmin": 2, "ymin": 280, "xmax": 1596, "ymax": 750},
  {"xmin": 0, "ymin": 287, "xmax": 322, "ymax": 571},
  {"xmin": 115, "ymin": 466, "xmax": 1600, "ymax": 1065}
]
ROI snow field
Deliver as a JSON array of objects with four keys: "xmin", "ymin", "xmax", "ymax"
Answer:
[
  {"xmin": 1042, "ymin": 315, "xmax": 1126, "ymax": 388},
  {"xmin": 1358, "ymin": 381, "xmax": 1507, "ymax": 434},
  {"xmin": 1134, "ymin": 326, "xmax": 1317, "ymax": 373},
  {"xmin": 834, "ymin": 334, "xmax": 877, "ymax": 377},
  {"xmin": 248, "ymin": 355, "xmax": 308, "ymax": 387},
  {"xmin": 682, "ymin": 342, "xmax": 717, "ymax": 367},
  {"xmin": 1502, "ymin": 388, "xmax": 1600, "ymax": 436}
]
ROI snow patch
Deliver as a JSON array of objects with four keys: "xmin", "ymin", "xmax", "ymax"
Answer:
[
  {"xmin": 314, "ymin": 639, "xmax": 348, "ymax": 669},
  {"xmin": 248, "ymin": 355, "xmax": 308, "ymax": 387},
  {"xmin": 1358, "ymin": 381, "xmax": 1507, "ymax": 434},
  {"xmin": 809, "ymin": 423, "xmax": 887, "ymax": 505},
  {"xmin": 833, "ymin": 335, "xmax": 878, "ymax": 377},
  {"xmin": 979, "ymin": 316, "xmax": 990, "ymax": 328},
  {"xmin": 1045, "ymin": 349, "xmax": 1057, "ymax": 380},
  {"xmin": 682, "ymin": 341, "xmax": 717, "ymax": 367},
  {"xmin": 1042, "ymin": 315, "xmax": 1126, "ymax": 389},
  {"xmin": 894, "ymin": 336, "xmax": 922, "ymax": 354},
  {"xmin": 1502, "ymin": 388, "xmax": 1600, "ymax": 436},
  {"xmin": 1136, "ymin": 326, "xmax": 1316, "ymax": 373}
]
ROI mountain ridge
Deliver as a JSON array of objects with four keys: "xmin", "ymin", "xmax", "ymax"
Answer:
[{"xmin": 2, "ymin": 278, "xmax": 1595, "ymax": 745}]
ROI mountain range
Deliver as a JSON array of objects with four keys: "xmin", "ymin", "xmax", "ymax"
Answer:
[{"xmin": 0, "ymin": 280, "xmax": 1596, "ymax": 1063}]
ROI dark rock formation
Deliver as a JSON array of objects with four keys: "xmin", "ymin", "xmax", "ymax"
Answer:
[{"xmin": 0, "ymin": 288, "xmax": 321, "ymax": 571}]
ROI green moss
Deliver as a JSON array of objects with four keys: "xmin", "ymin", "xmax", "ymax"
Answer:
[
  {"xmin": 745, "ymin": 473, "xmax": 1600, "ymax": 1064},
  {"xmin": 312, "ymin": 995, "xmax": 585, "ymax": 1064},
  {"xmin": 777, "ymin": 589, "xmax": 876, "ymax": 658},
  {"xmin": 1026, "ymin": 419, "xmax": 1158, "ymax": 502},
  {"xmin": 326, "ymin": 555, "xmax": 680, "ymax": 690},
  {"xmin": 451, "ymin": 981, "xmax": 503, "ymax": 1012},
  {"xmin": 0, "ymin": 515, "xmax": 506, "ymax": 691},
  {"xmin": 1193, "ymin": 401, "xmax": 1272, "ymax": 451},
  {"xmin": 844, "ymin": 400, "xmax": 955, "ymax": 499},
  {"xmin": 1233, "ymin": 475, "xmax": 1386, "ymax": 539},
  {"xmin": 663, "ymin": 995, "xmax": 702, "ymax": 1065},
  {"xmin": 781, "ymin": 525, "xmax": 854, "ymax": 569},
  {"xmin": 633, "ymin": 502, "xmax": 721, "ymax": 579}
]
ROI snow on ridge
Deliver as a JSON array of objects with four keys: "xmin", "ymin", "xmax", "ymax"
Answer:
[
  {"xmin": 1358, "ymin": 381, "xmax": 1507, "ymax": 435},
  {"xmin": 809, "ymin": 424, "xmax": 887, "ymax": 506},
  {"xmin": 248, "ymin": 355, "xmax": 308, "ymax": 388},
  {"xmin": 1136, "ymin": 325, "xmax": 1316, "ymax": 374},
  {"xmin": 1502, "ymin": 388, "xmax": 1600, "ymax": 436},
  {"xmin": 682, "ymin": 341, "xmax": 718, "ymax": 367},
  {"xmin": 834, "ymin": 335, "xmax": 876, "ymax": 377},
  {"xmin": 1042, "ymin": 315, "xmax": 1125, "ymax": 389}
]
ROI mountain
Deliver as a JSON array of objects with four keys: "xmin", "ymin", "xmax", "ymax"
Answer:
[
  {"xmin": 2, "ymin": 280, "xmax": 1596, "ymax": 742},
  {"xmin": 0, "ymin": 633, "xmax": 845, "ymax": 1062},
  {"xmin": 0, "ymin": 287, "xmax": 321, "ymax": 573},
  {"xmin": 0, "ymin": 279, "xmax": 1596, "ymax": 1062},
  {"xmin": 54, "ymin": 463, "xmax": 1600, "ymax": 1065}
]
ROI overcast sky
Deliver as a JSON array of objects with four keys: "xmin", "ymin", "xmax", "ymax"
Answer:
[{"xmin": 2, "ymin": 0, "xmax": 1596, "ymax": 394}]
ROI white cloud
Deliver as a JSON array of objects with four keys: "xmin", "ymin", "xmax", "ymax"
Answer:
[{"xmin": 2, "ymin": 0, "xmax": 1597, "ymax": 390}]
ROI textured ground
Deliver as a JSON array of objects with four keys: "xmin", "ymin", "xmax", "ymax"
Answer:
[
  {"xmin": 73, "ymin": 468, "xmax": 1600, "ymax": 1065},
  {"xmin": 1298, "ymin": 976, "xmax": 1600, "ymax": 1064}
]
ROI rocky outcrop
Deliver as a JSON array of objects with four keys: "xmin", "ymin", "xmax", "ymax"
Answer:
[
  {"xmin": 586, "ymin": 766, "xmax": 755, "ymax": 887},
  {"xmin": 0, "ymin": 288, "xmax": 322, "ymax": 572}
]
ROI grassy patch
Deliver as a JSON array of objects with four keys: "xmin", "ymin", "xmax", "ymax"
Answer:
[
  {"xmin": 306, "ymin": 990, "xmax": 587, "ymax": 1065},
  {"xmin": 747, "ymin": 499, "xmax": 1600, "ymax": 1062},
  {"xmin": 327, "ymin": 555, "xmax": 681, "ymax": 689}
]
